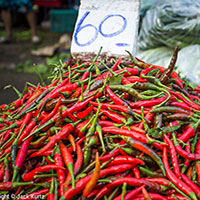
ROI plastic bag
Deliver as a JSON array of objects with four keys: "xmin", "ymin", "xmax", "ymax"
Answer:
[
  {"xmin": 176, "ymin": 45, "xmax": 200, "ymax": 84},
  {"xmin": 137, "ymin": 47, "xmax": 173, "ymax": 67},
  {"xmin": 137, "ymin": 45, "xmax": 200, "ymax": 84},
  {"xmin": 138, "ymin": 0, "xmax": 200, "ymax": 50},
  {"xmin": 140, "ymin": 0, "xmax": 157, "ymax": 17}
]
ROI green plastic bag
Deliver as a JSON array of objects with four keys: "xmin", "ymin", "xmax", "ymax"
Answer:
[{"xmin": 138, "ymin": 0, "xmax": 200, "ymax": 50}]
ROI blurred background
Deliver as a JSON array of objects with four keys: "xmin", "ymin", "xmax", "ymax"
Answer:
[
  {"xmin": 0, "ymin": 0, "xmax": 80, "ymax": 104},
  {"xmin": 0, "ymin": 0, "xmax": 200, "ymax": 105}
]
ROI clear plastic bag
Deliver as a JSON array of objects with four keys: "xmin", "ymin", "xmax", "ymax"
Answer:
[
  {"xmin": 176, "ymin": 45, "xmax": 200, "ymax": 84},
  {"xmin": 140, "ymin": 0, "xmax": 157, "ymax": 17},
  {"xmin": 137, "ymin": 45, "xmax": 200, "ymax": 84},
  {"xmin": 138, "ymin": 0, "xmax": 200, "ymax": 50}
]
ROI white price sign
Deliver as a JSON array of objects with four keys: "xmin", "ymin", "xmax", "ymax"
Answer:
[{"xmin": 71, "ymin": 0, "xmax": 140, "ymax": 60}]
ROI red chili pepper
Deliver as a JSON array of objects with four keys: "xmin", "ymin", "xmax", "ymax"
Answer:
[
  {"xmin": 195, "ymin": 139, "xmax": 200, "ymax": 183},
  {"xmin": 127, "ymin": 76, "xmax": 147, "ymax": 83},
  {"xmin": 93, "ymin": 107, "xmax": 126, "ymax": 124},
  {"xmin": 80, "ymin": 70, "xmax": 90, "ymax": 81},
  {"xmin": 76, "ymin": 105, "xmax": 93, "ymax": 119},
  {"xmin": 95, "ymin": 177, "xmax": 161, "ymax": 200},
  {"xmin": 191, "ymin": 94, "xmax": 200, "ymax": 101},
  {"xmin": 164, "ymin": 134, "xmax": 180, "ymax": 177},
  {"xmin": 98, "ymin": 120, "xmax": 118, "ymax": 127},
  {"xmin": 169, "ymin": 101, "xmax": 191, "ymax": 111},
  {"xmin": 59, "ymin": 141, "xmax": 75, "ymax": 189},
  {"xmin": 76, "ymin": 120, "xmax": 90, "ymax": 138},
  {"xmin": 181, "ymin": 141, "xmax": 191, "ymax": 174},
  {"xmin": 11, "ymin": 98, "xmax": 22, "ymax": 110},
  {"xmin": 106, "ymin": 84, "xmax": 128, "ymax": 107},
  {"xmin": 102, "ymin": 127, "xmax": 164, "ymax": 150},
  {"xmin": 63, "ymin": 108, "xmax": 78, "ymax": 123},
  {"xmin": 196, "ymin": 162, "xmax": 200, "ymax": 184},
  {"xmin": 144, "ymin": 178, "xmax": 171, "ymax": 187},
  {"xmin": 0, "ymin": 166, "xmax": 3, "ymax": 182},
  {"xmin": 99, "ymin": 148, "xmax": 120, "ymax": 162},
  {"xmin": 121, "ymin": 76, "xmax": 132, "ymax": 85},
  {"xmin": 178, "ymin": 121, "xmax": 200, "ymax": 142},
  {"xmin": 87, "ymin": 188, "xmax": 102, "ymax": 199},
  {"xmin": 107, "ymin": 155, "xmax": 145, "ymax": 166},
  {"xmin": 58, "ymin": 81, "xmax": 82, "ymax": 93},
  {"xmin": 162, "ymin": 147, "xmax": 197, "ymax": 200},
  {"xmin": 18, "ymin": 119, "xmax": 38, "ymax": 145},
  {"xmin": 180, "ymin": 173, "xmax": 200, "ymax": 198},
  {"xmin": 64, "ymin": 143, "xmax": 83, "ymax": 188},
  {"xmin": 12, "ymin": 135, "xmax": 33, "ymax": 182},
  {"xmin": 54, "ymin": 145, "xmax": 65, "ymax": 196},
  {"xmin": 71, "ymin": 85, "xmax": 87, "ymax": 99},
  {"xmin": 132, "ymin": 108, "xmax": 151, "ymax": 115},
  {"xmin": 133, "ymin": 166, "xmax": 141, "ymax": 178},
  {"xmin": 122, "ymin": 185, "xmax": 145, "ymax": 200},
  {"xmin": 67, "ymin": 96, "xmax": 95, "ymax": 113},
  {"xmin": 0, "ymin": 119, "xmax": 22, "ymax": 134},
  {"xmin": 18, "ymin": 188, "xmax": 49, "ymax": 200},
  {"xmin": 32, "ymin": 123, "xmax": 74, "ymax": 156},
  {"xmin": 11, "ymin": 92, "xmax": 30, "ymax": 110},
  {"xmin": 47, "ymin": 178, "xmax": 55, "ymax": 200},
  {"xmin": 111, "ymin": 58, "xmax": 122, "ymax": 71},
  {"xmin": 138, "ymin": 112, "xmax": 155, "ymax": 129},
  {"xmin": 23, "ymin": 164, "xmax": 65, "ymax": 181},
  {"xmin": 29, "ymin": 149, "xmax": 54, "ymax": 158},
  {"xmin": 140, "ymin": 67, "xmax": 154, "ymax": 77},
  {"xmin": 68, "ymin": 134, "xmax": 76, "ymax": 152},
  {"xmin": 30, "ymin": 135, "xmax": 48, "ymax": 148},
  {"xmin": 0, "ymin": 181, "xmax": 33, "ymax": 191},
  {"xmin": 115, "ymin": 67, "xmax": 140, "ymax": 77},
  {"xmin": 68, "ymin": 137, "xmax": 85, "ymax": 153},
  {"xmin": 121, "ymin": 124, "xmax": 146, "ymax": 134},
  {"xmin": 169, "ymin": 90, "xmax": 200, "ymax": 110},
  {"xmin": 134, "ymin": 193, "xmax": 167, "ymax": 200},
  {"xmin": 195, "ymin": 137, "xmax": 200, "ymax": 154},
  {"xmin": 171, "ymin": 71, "xmax": 183, "ymax": 88},
  {"xmin": 173, "ymin": 133, "xmax": 200, "ymax": 161},
  {"xmin": 83, "ymin": 152, "xmax": 100, "ymax": 197},
  {"xmin": 166, "ymin": 194, "xmax": 189, "ymax": 200}
]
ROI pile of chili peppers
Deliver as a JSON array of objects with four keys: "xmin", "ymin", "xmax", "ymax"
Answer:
[{"xmin": 1, "ymin": 47, "xmax": 200, "ymax": 199}]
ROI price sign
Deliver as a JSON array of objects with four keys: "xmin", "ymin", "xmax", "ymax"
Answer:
[{"xmin": 71, "ymin": 0, "xmax": 140, "ymax": 61}]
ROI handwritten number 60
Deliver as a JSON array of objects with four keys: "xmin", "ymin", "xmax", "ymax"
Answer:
[
  {"xmin": 74, "ymin": 11, "xmax": 98, "ymax": 47},
  {"xmin": 74, "ymin": 11, "xmax": 127, "ymax": 47}
]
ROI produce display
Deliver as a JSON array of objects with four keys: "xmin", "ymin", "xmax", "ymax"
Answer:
[{"xmin": 1, "ymin": 48, "xmax": 200, "ymax": 200}]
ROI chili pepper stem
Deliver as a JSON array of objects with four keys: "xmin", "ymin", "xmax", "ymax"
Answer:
[
  {"xmin": 67, "ymin": 163, "xmax": 75, "ymax": 189},
  {"xmin": 96, "ymin": 122, "xmax": 106, "ymax": 153},
  {"xmin": 170, "ymin": 182, "xmax": 192, "ymax": 200},
  {"xmin": 12, "ymin": 167, "xmax": 19, "ymax": 182},
  {"xmin": 100, "ymin": 73, "xmax": 110, "ymax": 93},
  {"xmin": 12, "ymin": 181, "xmax": 34, "ymax": 188},
  {"xmin": 121, "ymin": 182, "xmax": 127, "ymax": 200}
]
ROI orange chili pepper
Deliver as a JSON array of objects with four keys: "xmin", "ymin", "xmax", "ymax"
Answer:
[{"xmin": 83, "ymin": 152, "xmax": 100, "ymax": 197}]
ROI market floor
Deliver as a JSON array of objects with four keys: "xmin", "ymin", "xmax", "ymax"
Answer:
[{"xmin": 0, "ymin": 28, "xmax": 64, "ymax": 104}]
